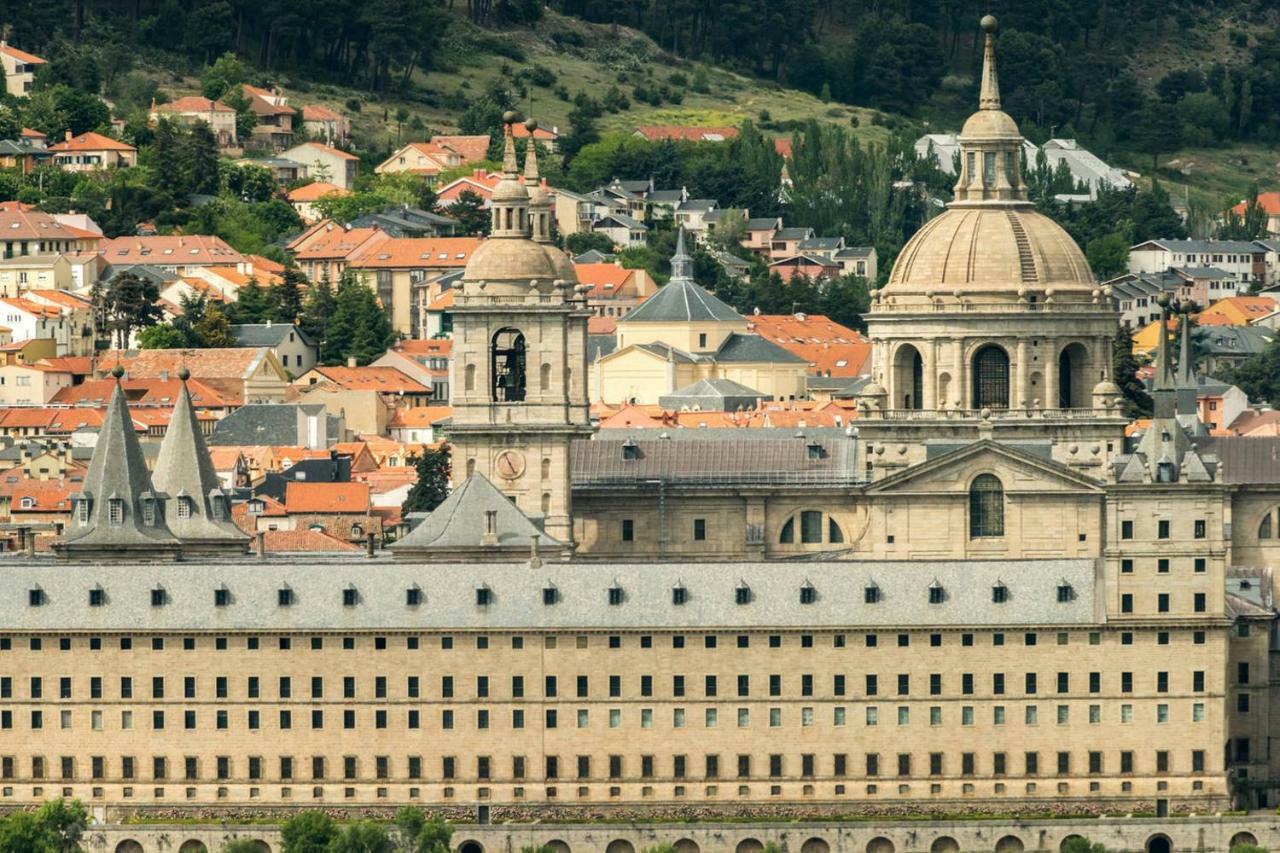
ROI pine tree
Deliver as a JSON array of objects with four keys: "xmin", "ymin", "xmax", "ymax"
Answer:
[
  {"xmin": 151, "ymin": 119, "xmax": 187, "ymax": 200},
  {"xmin": 194, "ymin": 303, "xmax": 233, "ymax": 347},
  {"xmin": 324, "ymin": 273, "xmax": 393, "ymax": 365},
  {"xmin": 1112, "ymin": 327, "xmax": 1153, "ymax": 417},
  {"xmin": 449, "ymin": 190, "xmax": 491, "ymax": 236},
  {"xmin": 186, "ymin": 121, "xmax": 221, "ymax": 195},
  {"xmin": 271, "ymin": 269, "xmax": 306, "ymax": 324},
  {"xmin": 232, "ymin": 279, "xmax": 272, "ymax": 323},
  {"xmin": 301, "ymin": 273, "xmax": 335, "ymax": 351},
  {"xmin": 402, "ymin": 443, "xmax": 451, "ymax": 516}
]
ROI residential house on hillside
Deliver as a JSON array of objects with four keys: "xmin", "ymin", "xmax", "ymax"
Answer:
[
  {"xmin": 287, "ymin": 223, "xmax": 388, "ymax": 283},
  {"xmin": 388, "ymin": 405, "xmax": 451, "ymax": 445},
  {"xmin": 512, "ymin": 121, "xmax": 558, "ymax": 151},
  {"xmin": 1229, "ymin": 193, "xmax": 1280, "ymax": 240},
  {"xmin": 420, "ymin": 286, "xmax": 455, "ymax": 338},
  {"xmin": 238, "ymin": 156, "xmax": 306, "ymax": 185},
  {"xmin": 0, "ymin": 137, "xmax": 51, "ymax": 173},
  {"xmin": 768, "ymin": 254, "xmax": 841, "ymax": 282},
  {"xmin": 347, "ymin": 237, "xmax": 480, "ymax": 337},
  {"xmin": 574, "ymin": 263, "xmax": 656, "ymax": 319},
  {"xmin": 769, "ymin": 226, "xmax": 815, "ymax": 261},
  {"xmin": 100, "ymin": 235, "xmax": 245, "ymax": 276},
  {"xmin": 0, "ymin": 43, "xmax": 45, "ymax": 97},
  {"xmin": 1194, "ymin": 325, "xmax": 1275, "ymax": 373},
  {"xmin": 150, "ymin": 97, "xmax": 238, "ymax": 148},
  {"xmin": 1197, "ymin": 296, "xmax": 1278, "ymax": 327},
  {"xmin": 1107, "ymin": 271, "xmax": 1181, "ymax": 329},
  {"xmin": 673, "ymin": 199, "xmax": 720, "ymax": 238},
  {"xmin": 0, "ymin": 203, "xmax": 101, "ymax": 260},
  {"xmin": 0, "ymin": 296, "xmax": 89, "ymax": 356},
  {"xmin": 593, "ymin": 213, "xmax": 646, "ymax": 248},
  {"xmin": 281, "ymin": 481, "xmax": 378, "ymax": 542},
  {"xmin": 292, "ymin": 364, "xmax": 432, "ymax": 435},
  {"xmin": 347, "ymin": 206, "xmax": 458, "ymax": 237},
  {"xmin": 0, "ymin": 339, "xmax": 56, "ymax": 366},
  {"xmin": 242, "ymin": 85, "xmax": 294, "ymax": 150},
  {"xmin": 743, "ymin": 217, "xmax": 783, "ymax": 254},
  {"xmin": 1129, "ymin": 239, "xmax": 1267, "ymax": 287},
  {"xmin": 1041, "ymin": 138, "xmax": 1132, "ymax": 199},
  {"xmin": 372, "ymin": 339, "xmax": 451, "ymax": 401},
  {"xmin": 375, "ymin": 136, "xmax": 489, "ymax": 179},
  {"xmin": 230, "ymin": 323, "xmax": 319, "ymax": 376},
  {"xmin": 0, "ymin": 358, "xmax": 78, "ymax": 405},
  {"xmin": 633, "ymin": 126, "xmax": 739, "ymax": 143},
  {"xmin": 300, "ymin": 105, "xmax": 349, "ymax": 145},
  {"xmin": 280, "ymin": 142, "xmax": 359, "ymax": 190},
  {"xmin": 47, "ymin": 132, "xmax": 136, "ymax": 171},
  {"xmin": 835, "ymin": 246, "xmax": 877, "ymax": 279},
  {"xmin": 285, "ymin": 181, "xmax": 349, "ymax": 224}
]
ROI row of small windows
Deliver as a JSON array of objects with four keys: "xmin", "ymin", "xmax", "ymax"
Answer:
[
  {"xmin": 0, "ymin": 627, "xmax": 1211, "ymax": 654},
  {"xmin": 26, "ymin": 581, "xmax": 1075, "ymax": 609},
  {"xmin": 0, "ymin": 748, "xmax": 1214, "ymax": 784},
  {"xmin": 0, "ymin": 667, "xmax": 1207, "ymax": 703}
]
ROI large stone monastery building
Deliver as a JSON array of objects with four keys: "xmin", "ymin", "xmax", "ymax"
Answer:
[{"xmin": 4, "ymin": 20, "xmax": 1280, "ymax": 831}]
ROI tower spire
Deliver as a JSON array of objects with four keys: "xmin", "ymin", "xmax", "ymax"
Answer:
[
  {"xmin": 670, "ymin": 226, "xmax": 693, "ymax": 282},
  {"xmin": 1151, "ymin": 294, "xmax": 1177, "ymax": 417},
  {"xmin": 522, "ymin": 119, "xmax": 540, "ymax": 182},
  {"xmin": 978, "ymin": 14, "xmax": 1001, "ymax": 111},
  {"xmin": 501, "ymin": 110, "xmax": 519, "ymax": 176}
]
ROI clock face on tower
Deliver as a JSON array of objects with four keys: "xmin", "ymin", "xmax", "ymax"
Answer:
[{"xmin": 495, "ymin": 450, "xmax": 526, "ymax": 480}]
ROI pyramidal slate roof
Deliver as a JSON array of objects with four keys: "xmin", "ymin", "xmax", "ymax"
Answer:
[
  {"xmin": 55, "ymin": 376, "xmax": 181, "ymax": 559},
  {"xmin": 391, "ymin": 473, "xmax": 563, "ymax": 560},
  {"xmin": 620, "ymin": 228, "xmax": 743, "ymax": 325},
  {"xmin": 151, "ymin": 377, "xmax": 250, "ymax": 554}
]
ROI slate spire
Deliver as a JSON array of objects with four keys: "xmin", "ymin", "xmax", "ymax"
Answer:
[
  {"xmin": 55, "ymin": 365, "xmax": 181, "ymax": 559},
  {"xmin": 151, "ymin": 368, "xmax": 250, "ymax": 555}
]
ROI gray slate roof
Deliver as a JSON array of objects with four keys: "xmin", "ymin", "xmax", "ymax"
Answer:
[
  {"xmin": 391, "ymin": 474, "xmax": 561, "ymax": 554},
  {"xmin": 56, "ymin": 380, "xmax": 180, "ymax": 557},
  {"xmin": 1195, "ymin": 325, "xmax": 1274, "ymax": 357},
  {"xmin": 620, "ymin": 278, "xmax": 742, "ymax": 325},
  {"xmin": 798, "ymin": 237, "xmax": 843, "ymax": 251},
  {"xmin": 596, "ymin": 213, "xmax": 646, "ymax": 230},
  {"xmin": 573, "ymin": 250, "xmax": 615, "ymax": 264},
  {"xmin": 587, "ymin": 335, "xmax": 617, "ymax": 361},
  {"xmin": 150, "ymin": 380, "xmax": 250, "ymax": 552},
  {"xmin": 208, "ymin": 403, "xmax": 337, "ymax": 447},
  {"xmin": 1198, "ymin": 437, "xmax": 1280, "ymax": 484},
  {"xmin": 746, "ymin": 218, "xmax": 781, "ymax": 230},
  {"xmin": 571, "ymin": 431, "xmax": 860, "ymax": 486},
  {"xmin": 1134, "ymin": 239, "xmax": 1265, "ymax": 254},
  {"xmin": 231, "ymin": 323, "xmax": 318, "ymax": 349},
  {"xmin": 0, "ymin": 557, "xmax": 1098, "ymax": 630},
  {"xmin": 658, "ymin": 378, "xmax": 767, "ymax": 411},
  {"xmin": 774, "ymin": 227, "xmax": 813, "ymax": 240},
  {"xmin": 714, "ymin": 332, "xmax": 808, "ymax": 363}
]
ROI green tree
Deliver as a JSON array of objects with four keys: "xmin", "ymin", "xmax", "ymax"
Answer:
[
  {"xmin": 403, "ymin": 443, "xmax": 450, "ymax": 515},
  {"xmin": 565, "ymin": 231, "xmax": 616, "ymax": 255},
  {"xmin": 151, "ymin": 118, "xmax": 188, "ymax": 199},
  {"xmin": 329, "ymin": 821, "xmax": 393, "ymax": 853},
  {"xmin": 822, "ymin": 274, "xmax": 872, "ymax": 330},
  {"xmin": 0, "ymin": 811, "xmax": 55, "ymax": 853},
  {"xmin": 225, "ymin": 163, "xmax": 277, "ymax": 202},
  {"xmin": 1085, "ymin": 233, "xmax": 1130, "ymax": 278},
  {"xmin": 231, "ymin": 279, "xmax": 273, "ymax": 324},
  {"xmin": 201, "ymin": 52, "xmax": 247, "ymax": 100},
  {"xmin": 188, "ymin": 121, "xmax": 222, "ymax": 195},
  {"xmin": 325, "ymin": 273, "xmax": 393, "ymax": 364},
  {"xmin": 280, "ymin": 810, "xmax": 337, "ymax": 853},
  {"xmin": 449, "ymin": 190, "xmax": 491, "ymax": 236},
  {"xmin": 1219, "ymin": 335, "xmax": 1280, "ymax": 407},
  {"xmin": 0, "ymin": 104, "xmax": 21, "ymax": 141},
  {"xmin": 138, "ymin": 324, "xmax": 191, "ymax": 349},
  {"xmin": 1132, "ymin": 98, "xmax": 1183, "ymax": 172},
  {"xmin": 34, "ymin": 799, "xmax": 87, "ymax": 853},
  {"xmin": 195, "ymin": 302, "xmax": 234, "ymax": 347},
  {"xmin": 1061, "ymin": 838, "xmax": 1107, "ymax": 853},
  {"xmin": 394, "ymin": 809, "xmax": 452, "ymax": 853},
  {"xmin": 271, "ymin": 269, "xmax": 306, "ymax": 324},
  {"xmin": 223, "ymin": 841, "xmax": 269, "ymax": 853},
  {"xmin": 94, "ymin": 271, "xmax": 162, "ymax": 348},
  {"xmin": 301, "ymin": 273, "xmax": 336, "ymax": 347},
  {"xmin": 1112, "ymin": 326, "xmax": 1153, "ymax": 417}
]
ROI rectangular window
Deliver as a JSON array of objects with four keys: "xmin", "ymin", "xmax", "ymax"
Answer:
[
  {"xmin": 621, "ymin": 519, "xmax": 634, "ymax": 542},
  {"xmin": 693, "ymin": 519, "xmax": 706, "ymax": 541},
  {"xmin": 1157, "ymin": 520, "xmax": 1170, "ymax": 539}
]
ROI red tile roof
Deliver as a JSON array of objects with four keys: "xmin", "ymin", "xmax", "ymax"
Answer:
[
  {"xmin": 48, "ymin": 132, "xmax": 136, "ymax": 153},
  {"xmin": 574, "ymin": 263, "xmax": 637, "ymax": 299},
  {"xmin": 285, "ymin": 481, "xmax": 371, "ymax": 514},
  {"xmin": 746, "ymin": 313, "xmax": 871, "ymax": 377},
  {"xmin": 428, "ymin": 135, "xmax": 491, "ymax": 163},
  {"xmin": 0, "ymin": 204, "xmax": 100, "ymax": 241},
  {"xmin": 51, "ymin": 377, "xmax": 241, "ymax": 407},
  {"xmin": 0, "ymin": 44, "xmax": 46, "ymax": 65},
  {"xmin": 291, "ymin": 227, "xmax": 386, "ymax": 261},
  {"xmin": 588, "ymin": 316, "xmax": 617, "ymax": 335},
  {"xmin": 101, "ymin": 235, "xmax": 244, "ymax": 265},
  {"xmin": 302, "ymin": 365, "xmax": 430, "ymax": 394},
  {"xmin": 287, "ymin": 181, "xmax": 349, "ymax": 202},
  {"xmin": 263, "ymin": 528, "xmax": 361, "ymax": 552},
  {"xmin": 1231, "ymin": 192, "xmax": 1280, "ymax": 216},
  {"xmin": 389, "ymin": 405, "xmax": 453, "ymax": 427},
  {"xmin": 301, "ymin": 104, "xmax": 342, "ymax": 121},
  {"xmin": 394, "ymin": 339, "xmax": 452, "ymax": 356},
  {"xmin": 348, "ymin": 237, "xmax": 481, "ymax": 269},
  {"xmin": 155, "ymin": 96, "xmax": 234, "ymax": 114},
  {"xmin": 4, "ymin": 478, "xmax": 74, "ymax": 512}
]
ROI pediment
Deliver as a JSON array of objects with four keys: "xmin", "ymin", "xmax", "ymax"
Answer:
[{"xmin": 864, "ymin": 440, "xmax": 1104, "ymax": 496}]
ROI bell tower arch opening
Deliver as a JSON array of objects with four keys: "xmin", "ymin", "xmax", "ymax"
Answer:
[
  {"xmin": 491, "ymin": 328, "xmax": 527, "ymax": 403},
  {"xmin": 892, "ymin": 344, "xmax": 924, "ymax": 410},
  {"xmin": 1057, "ymin": 342, "xmax": 1091, "ymax": 409}
]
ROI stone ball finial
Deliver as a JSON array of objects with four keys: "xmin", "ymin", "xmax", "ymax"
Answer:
[
  {"xmin": 177, "ymin": 366, "xmax": 191, "ymax": 381},
  {"xmin": 502, "ymin": 110, "xmax": 520, "ymax": 126},
  {"xmin": 980, "ymin": 14, "xmax": 998, "ymax": 33},
  {"xmin": 110, "ymin": 364, "xmax": 124, "ymax": 379},
  {"xmin": 1155, "ymin": 293, "xmax": 1171, "ymax": 308},
  {"xmin": 524, "ymin": 117, "xmax": 538, "ymax": 133}
]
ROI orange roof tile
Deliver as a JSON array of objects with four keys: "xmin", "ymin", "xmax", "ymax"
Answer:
[
  {"xmin": 428, "ymin": 135, "xmax": 491, "ymax": 162},
  {"xmin": 0, "ymin": 44, "xmax": 46, "ymax": 65},
  {"xmin": 588, "ymin": 316, "xmax": 617, "ymax": 335},
  {"xmin": 511, "ymin": 124, "xmax": 557, "ymax": 140},
  {"xmin": 303, "ymin": 365, "xmax": 430, "ymax": 394},
  {"xmin": 746, "ymin": 314, "xmax": 871, "ymax": 377},
  {"xmin": 97, "ymin": 348, "xmax": 271, "ymax": 382},
  {"xmin": 394, "ymin": 339, "xmax": 452, "ymax": 356},
  {"xmin": 48, "ymin": 132, "xmax": 136, "ymax": 153},
  {"xmin": 0, "ymin": 204, "xmax": 99, "ymax": 241},
  {"xmin": 5, "ymin": 478, "xmax": 74, "ymax": 511},
  {"xmin": 25, "ymin": 290, "xmax": 93, "ymax": 311},
  {"xmin": 101, "ymin": 235, "xmax": 244, "ymax": 265},
  {"xmin": 574, "ymin": 263, "xmax": 636, "ymax": 298},
  {"xmin": 390, "ymin": 405, "xmax": 453, "ymax": 427},
  {"xmin": 1231, "ymin": 192, "xmax": 1280, "ymax": 216},
  {"xmin": 285, "ymin": 481, "xmax": 371, "ymax": 514},
  {"xmin": 348, "ymin": 237, "xmax": 481, "ymax": 269},
  {"xmin": 34, "ymin": 356, "xmax": 92, "ymax": 374},
  {"xmin": 1199, "ymin": 296, "xmax": 1278, "ymax": 325},
  {"xmin": 291, "ymin": 227, "xmax": 387, "ymax": 261},
  {"xmin": 155, "ymin": 96, "xmax": 234, "ymax": 114},
  {"xmin": 51, "ymin": 377, "xmax": 240, "ymax": 407},
  {"xmin": 246, "ymin": 254, "xmax": 286, "ymax": 275},
  {"xmin": 426, "ymin": 290, "xmax": 454, "ymax": 310},
  {"xmin": 263, "ymin": 528, "xmax": 361, "ymax": 552},
  {"xmin": 302, "ymin": 104, "xmax": 342, "ymax": 121},
  {"xmin": 287, "ymin": 181, "xmax": 349, "ymax": 202},
  {"xmin": 0, "ymin": 297, "xmax": 61, "ymax": 318},
  {"xmin": 292, "ymin": 142, "xmax": 360, "ymax": 161}
]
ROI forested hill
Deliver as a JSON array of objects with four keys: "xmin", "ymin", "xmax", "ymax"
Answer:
[{"xmin": 4, "ymin": 0, "xmax": 1280, "ymax": 198}]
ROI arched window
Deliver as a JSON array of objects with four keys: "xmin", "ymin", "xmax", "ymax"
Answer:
[
  {"xmin": 541, "ymin": 458, "xmax": 551, "ymax": 480},
  {"xmin": 540, "ymin": 362, "xmax": 551, "ymax": 392},
  {"xmin": 893, "ymin": 345, "xmax": 924, "ymax": 410},
  {"xmin": 972, "ymin": 345, "xmax": 1010, "ymax": 409},
  {"xmin": 491, "ymin": 329, "xmax": 526, "ymax": 402},
  {"xmin": 541, "ymin": 493, "xmax": 551, "ymax": 514},
  {"xmin": 969, "ymin": 474, "xmax": 1004, "ymax": 538},
  {"xmin": 464, "ymin": 363, "xmax": 476, "ymax": 393},
  {"xmin": 780, "ymin": 510, "xmax": 845, "ymax": 546},
  {"xmin": 1260, "ymin": 512, "xmax": 1273, "ymax": 540}
]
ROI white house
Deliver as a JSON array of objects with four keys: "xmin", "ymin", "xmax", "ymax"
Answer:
[{"xmin": 1128, "ymin": 239, "xmax": 1268, "ymax": 288}]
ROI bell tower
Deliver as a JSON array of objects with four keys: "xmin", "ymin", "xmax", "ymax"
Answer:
[{"xmin": 446, "ymin": 113, "xmax": 593, "ymax": 545}]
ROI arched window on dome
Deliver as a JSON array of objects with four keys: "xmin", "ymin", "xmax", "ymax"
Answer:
[
  {"xmin": 491, "ymin": 329, "xmax": 526, "ymax": 403},
  {"xmin": 971, "ymin": 345, "xmax": 1009, "ymax": 409},
  {"xmin": 969, "ymin": 474, "xmax": 1004, "ymax": 538}
]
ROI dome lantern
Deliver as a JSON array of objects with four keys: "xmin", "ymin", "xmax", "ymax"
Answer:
[{"xmin": 953, "ymin": 16, "xmax": 1028, "ymax": 204}]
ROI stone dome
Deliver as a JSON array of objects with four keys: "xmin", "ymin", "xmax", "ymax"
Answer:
[
  {"xmin": 491, "ymin": 176, "xmax": 527, "ymax": 204},
  {"xmin": 885, "ymin": 206, "xmax": 1094, "ymax": 297},
  {"xmin": 960, "ymin": 108, "xmax": 1020, "ymax": 140},
  {"xmin": 463, "ymin": 237, "xmax": 559, "ymax": 283},
  {"xmin": 544, "ymin": 244, "xmax": 578, "ymax": 283}
]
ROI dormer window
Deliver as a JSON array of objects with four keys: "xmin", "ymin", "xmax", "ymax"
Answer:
[
  {"xmin": 928, "ymin": 581, "xmax": 946, "ymax": 605},
  {"xmin": 476, "ymin": 586, "xmax": 493, "ymax": 606},
  {"xmin": 88, "ymin": 588, "xmax": 105, "ymax": 607},
  {"xmin": 107, "ymin": 498, "xmax": 124, "ymax": 526},
  {"xmin": 28, "ymin": 588, "xmax": 44, "ymax": 607},
  {"xmin": 18, "ymin": 497, "xmax": 33, "ymax": 509},
  {"xmin": 672, "ymin": 585, "xmax": 688, "ymax": 606},
  {"xmin": 622, "ymin": 440, "xmax": 640, "ymax": 461},
  {"xmin": 214, "ymin": 587, "xmax": 231, "ymax": 607},
  {"xmin": 607, "ymin": 585, "xmax": 624, "ymax": 606},
  {"xmin": 734, "ymin": 584, "xmax": 752, "ymax": 605},
  {"xmin": 806, "ymin": 442, "xmax": 823, "ymax": 460},
  {"xmin": 278, "ymin": 587, "xmax": 294, "ymax": 607},
  {"xmin": 799, "ymin": 584, "xmax": 817, "ymax": 605},
  {"xmin": 150, "ymin": 587, "xmax": 167, "ymax": 607},
  {"xmin": 542, "ymin": 586, "xmax": 558, "ymax": 606},
  {"xmin": 864, "ymin": 584, "xmax": 880, "ymax": 604},
  {"xmin": 247, "ymin": 499, "xmax": 265, "ymax": 514},
  {"xmin": 1056, "ymin": 582, "xmax": 1074, "ymax": 603},
  {"xmin": 342, "ymin": 587, "xmax": 358, "ymax": 607},
  {"xmin": 76, "ymin": 498, "xmax": 90, "ymax": 524},
  {"xmin": 992, "ymin": 583, "xmax": 1009, "ymax": 604},
  {"xmin": 405, "ymin": 587, "xmax": 422, "ymax": 606},
  {"xmin": 177, "ymin": 496, "xmax": 193, "ymax": 520}
]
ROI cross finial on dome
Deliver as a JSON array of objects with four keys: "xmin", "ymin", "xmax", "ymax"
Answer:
[
  {"xmin": 501, "ymin": 110, "xmax": 520, "ymax": 176},
  {"xmin": 522, "ymin": 118, "xmax": 540, "ymax": 181},
  {"xmin": 978, "ymin": 15, "xmax": 1001, "ymax": 111}
]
